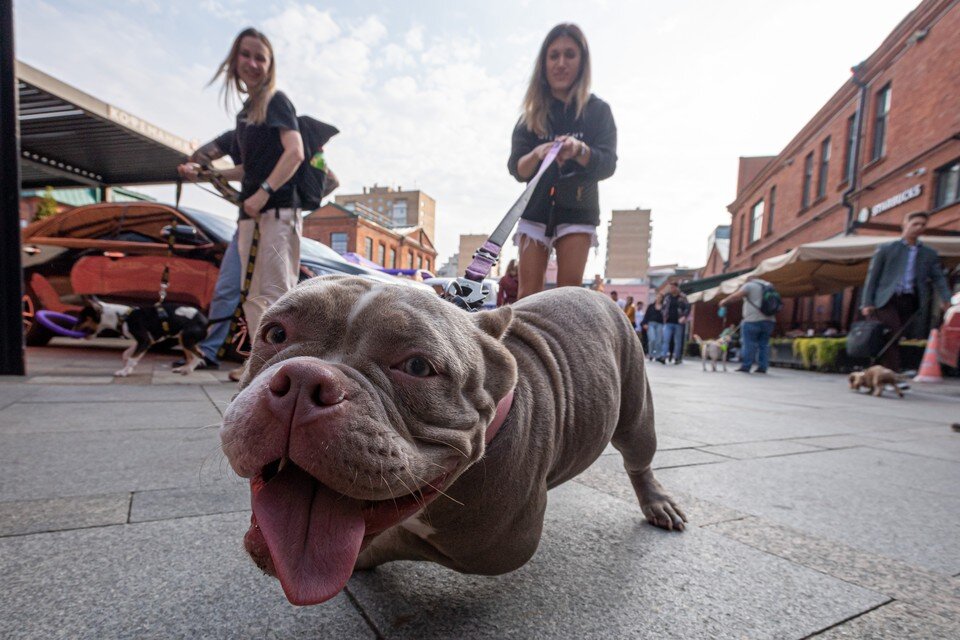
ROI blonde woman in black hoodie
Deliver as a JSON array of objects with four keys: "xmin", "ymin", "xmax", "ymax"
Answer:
[{"xmin": 508, "ymin": 23, "xmax": 617, "ymax": 299}]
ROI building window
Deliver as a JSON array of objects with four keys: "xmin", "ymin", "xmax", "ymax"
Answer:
[
  {"xmin": 768, "ymin": 185, "xmax": 776, "ymax": 234},
  {"xmin": 817, "ymin": 137, "xmax": 830, "ymax": 199},
  {"xmin": 330, "ymin": 232, "xmax": 348, "ymax": 253},
  {"xmin": 377, "ymin": 243, "xmax": 386, "ymax": 265},
  {"xmin": 408, "ymin": 251, "xmax": 414, "ymax": 268},
  {"xmin": 737, "ymin": 214, "xmax": 744, "ymax": 254},
  {"xmin": 801, "ymin": 152, "xmax": 814, "ymax": 209},
  {"xmin": 935, "ymin": 159, "xmax": 960, "ymax": 209},
  {"xmin": 871, "ymin": 84, "xmax": 891, "ymax": 162},
  {"xmin": 364, "ymin": 237, "xmax": 373, "ymax": 260},
  {"xmin": 391, "ymin": 200, "xmax": 407, "ymax": 227},
  {"xmin": 424, "ymin": 258, "xmax": 431, "ymax": 272},
  {"xmin": 389, "ymin": 248, "xmax": 396, "ymax": 269},
  {"xmin": 417, "ymin": 256, "xmax": 423, "ymax": 269},
  {"xmin": 843, "ymin": 114, "xmax": 856, "ymax": 183},
  {"xmin": 749, "ymin": 200, "xmax": 764, "ymax": 244}
]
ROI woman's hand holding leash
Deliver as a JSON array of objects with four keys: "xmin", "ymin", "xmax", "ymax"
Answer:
[{"xmin": 177, "ymin": 162, "xmax": 202, "ymax": 182}]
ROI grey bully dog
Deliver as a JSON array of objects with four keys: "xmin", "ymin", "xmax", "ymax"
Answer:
[{"xmin": 221, "ymin": 275, "xmax": 686, "ymax": 606}]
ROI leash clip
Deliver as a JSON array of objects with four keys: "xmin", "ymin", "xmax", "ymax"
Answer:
[{"xmin": 441, "ymin": 278, "xmax": 491, "ymax": 312}]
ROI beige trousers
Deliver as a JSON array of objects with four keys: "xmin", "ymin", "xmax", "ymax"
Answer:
[{"xmin": 237, "ymin": 207, "xmax": 302, "ymax": 338}]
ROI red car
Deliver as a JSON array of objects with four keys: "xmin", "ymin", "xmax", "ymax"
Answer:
[{"xmin": 21, "ymin": 202, "xmax": 411, "ymax": 345}]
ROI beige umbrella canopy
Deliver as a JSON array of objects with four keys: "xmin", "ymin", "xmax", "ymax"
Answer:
[{"xmin": 689, "ymin": 235, "xmax": 960, "ymax": 303}]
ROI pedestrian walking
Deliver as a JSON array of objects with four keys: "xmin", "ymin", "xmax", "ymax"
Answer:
[
  {"xmin": 719, "ymin": 276, "xmax": 779, "ymax": 373},
  {"xmin": 180, "ymin": 27, "xmax": 306, "ymax": 381},
  {"xmin": 860, "ymin": 210, "xmax": 951, "ymax": 371},
  {"xmin": 658, "ymin": 282, "xmax": 689, "ymax": 364},
  {"xmin": 497, "ymin": 259, "xmax": 520, "ymax": 306},
  {"xmin": 643, "ymin": 294, "xmax": 664, "ymax": 361}
]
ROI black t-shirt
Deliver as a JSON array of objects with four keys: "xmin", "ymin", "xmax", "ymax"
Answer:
[
  {"xmin": 236, "ymin": 90, "xmax": 300, "ymax": 216},
  {"xmin": 507, "ymin": 94, "xmax": 617, "ymax": 234}
]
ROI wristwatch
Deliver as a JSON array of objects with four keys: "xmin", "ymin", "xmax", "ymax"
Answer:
[
  {"xmin": 260, "ymin": 180, "xmax": 275, "ymax": 195},
  {"xmin": 578, "ymin": 142, "xmax": 588, "ymax": 157}
]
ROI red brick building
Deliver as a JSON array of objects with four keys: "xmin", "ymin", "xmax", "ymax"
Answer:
[
  {"xmin": 702, "ymin": 0, "xmax": 960, "ymax": 334},
  {"xmin": 303, "ymin": 203, "xmax": 438, "ymax": 273}
]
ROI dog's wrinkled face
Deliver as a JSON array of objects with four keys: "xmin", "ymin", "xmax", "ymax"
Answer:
[{"xmin": 220, "ymin": 276, "xmax": 517, "ymax": 605}]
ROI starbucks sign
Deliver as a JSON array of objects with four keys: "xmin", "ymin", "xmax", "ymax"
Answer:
[{"xmin": 859, "ymin": 184, "xmax": 923, "ymax": 222}]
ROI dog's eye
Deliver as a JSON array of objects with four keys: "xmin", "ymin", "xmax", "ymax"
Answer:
[
  {"xmin": 401, "ymin": 356, "xmax": 436, "ymax": 377},
  {"xmin": 262, "ymin": 324, "xmax": 286, "ymax": 345}
]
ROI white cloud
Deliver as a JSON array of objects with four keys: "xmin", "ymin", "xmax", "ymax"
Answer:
[{"xmin": 405, "ymin": 25, "xmax": 424, "ymax": 51}]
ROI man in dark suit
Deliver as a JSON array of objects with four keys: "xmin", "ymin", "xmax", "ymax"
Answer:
[{"xmin": 860, "ymin": 211, "xmax": 952, "ymax": 371}]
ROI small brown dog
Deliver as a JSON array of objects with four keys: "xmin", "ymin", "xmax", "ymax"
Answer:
[{"xmin": 848, "ymin": 365, "xmax": 906, "ymax": 398}]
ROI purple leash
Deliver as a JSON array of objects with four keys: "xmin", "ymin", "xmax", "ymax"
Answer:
[{"xmin": 444, "ymin": 141, "xmax": 562, "ymax": 311}]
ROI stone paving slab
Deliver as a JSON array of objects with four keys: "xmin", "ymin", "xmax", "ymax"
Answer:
[
  {"xmin": 576, "ymin": 455, "xmax": 747, "ymax": 527},
  {"xmin": 0, "ymin": 512, "xmax": 374, "ymax": 640},
  {"xmin": 151, "ymin": 370, "xmax": 222, "ymax": 385},
  {"xmin": 346, "ymin": 482, "xmax": 887, "ymax": 639},
  {"xmin": 0, "ymin": 493, "xmax": 130, "ymax": 537},
  {"xmin": 700, "ymin": 440, "xmax": 824, "ymax": 459},
  {"xmin": 600, "ymin": 434, "xmax": 708, "ymax": 457},
  {"xmin": 868, "ymin": 433, "xmax": 960, "ymax": 462},
  {"xmin": 26, "ymin": 375, "xmax": 114, "ymax": 385},
  {"xmin": 130, "ymin": 482, "xmax": 249, "ymax": 523},
  {"xmin": 811, "ymin": 600, "xmax": 960, "ymax": 639},
  {"xmin": 0, "ymin": 400, "xmax": 222, "ymax": 435},
  {"xmin": 706, "ymin": 517, "xmax": 960, "ymax": 612},
  {"xmin": 0, "ymin": 426, "xmax": 231, "ymax": 502},
  {"xmin": 656, "ymin": 448, "xmax": 960, "ymax": 575},
  {"xmin": 18, "ymin": 383, "xmax": 209, "ymax": 403},
  {"xmin": 0, "ymin": 383, "xmax": 31, "ymax": 410},
  {"xmin": 651, "ymin": 448, "xmax": 729, "ymax": 469},
  {"xmin": 202, "ymin": 384, "xmax": 239, "ymax": 416}
]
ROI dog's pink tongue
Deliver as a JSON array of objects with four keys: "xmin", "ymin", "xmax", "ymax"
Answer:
[{"xmin": 252, "ymin": 464, "xmax": 364, "ymax": 606}]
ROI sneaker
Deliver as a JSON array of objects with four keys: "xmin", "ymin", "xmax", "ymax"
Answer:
[
  {"xmin": 228, "ymin": 367, "xmax": 243, "ymax": 382},
  {"xmin": 755, "ymin": 368, "xmax": 767, "ymax": 374},
  {"xmin": 952, "ymin": 423, "xmax": 960, "ymax": 433},
  {"xmin": 172, "ymin": 355, "xmax": 219, "ymax": 370},
  {"xmin": 736, "ymin": 367, "xmax": 751, "ymax": 373},
  {"xmin": 673, "ymin": 360, "xmax": 683, "ymax": 365},
  {"xmin": 656, "ymin": 357, "xmax": 667, "ymax": 365}
]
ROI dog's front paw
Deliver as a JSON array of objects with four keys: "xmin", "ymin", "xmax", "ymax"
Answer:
[
  {"xmin": 641, "ymin": 494, "xmax": 688, "ymax": 532},
  {"xmin": 172, "ymin": 366, "xmax": 189, "ymax": 375},
  {"xmin": 114, "ymin": 369, "xmax": 130, "ymax": 378}
]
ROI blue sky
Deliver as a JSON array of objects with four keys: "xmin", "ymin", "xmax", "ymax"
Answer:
[{"xmin": 17, "ymin": 0, "xmax": 919, "ymax": 270}]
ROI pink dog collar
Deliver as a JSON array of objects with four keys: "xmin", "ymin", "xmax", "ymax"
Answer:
[{"xmin": 484, "ymin": 389, "xmax": 515, "ymax": 445}]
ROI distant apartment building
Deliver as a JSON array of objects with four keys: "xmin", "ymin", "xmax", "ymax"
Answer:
[
  {"xmin": 456, "ymin": 234, "xmax": 500, "ymax": 278},
  {"xmin": 605, "ymin": 208, "xmax": 652, "ymax": 279},
  {"xmin": 303, "ymin": 203, "xmax": 437, "ymax": 274},
  {"xmin": 335, "ymin": 184, "xmax": 436, "ymax": 243}
]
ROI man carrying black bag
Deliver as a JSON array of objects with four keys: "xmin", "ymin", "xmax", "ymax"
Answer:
[{"xmin": 859, "ymin": 211, "xmax": 951, "ymax": 371}]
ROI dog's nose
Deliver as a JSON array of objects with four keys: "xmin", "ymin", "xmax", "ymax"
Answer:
[{"xmin": 269, "ymin": 360, "xmax": 348, "ymax": 411}]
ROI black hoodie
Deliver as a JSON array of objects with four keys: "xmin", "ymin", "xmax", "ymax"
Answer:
[{"xmin": 507, "ymin": 94, "xmax": 617, "ymax": 235}]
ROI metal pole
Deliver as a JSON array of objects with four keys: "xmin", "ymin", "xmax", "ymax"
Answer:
[{"xmin": 0, "ymin": 0, "xmax": 26, "ymax": 375}]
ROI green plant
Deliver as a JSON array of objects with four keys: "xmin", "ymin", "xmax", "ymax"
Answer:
[
  {"xmin": 34, "ymin": 186, "xmax": 60, "ymax": 221},
  {"xmin": 813, "ymin": 338, "xmax": 846, "ymax": 371}
]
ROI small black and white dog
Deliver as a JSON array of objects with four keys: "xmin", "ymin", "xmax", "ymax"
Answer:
[{"xmin": 74, "ymin": 301, "xmax": 210, "ymax": 377}]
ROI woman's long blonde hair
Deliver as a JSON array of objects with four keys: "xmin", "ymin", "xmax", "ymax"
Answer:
[
  {"xmin": 210, "ymin": 28, "xmax": 276, "ymax": 125},
  {"xmin": 520, "ymin": 23, "xmax": 592, "ymax": 137}
]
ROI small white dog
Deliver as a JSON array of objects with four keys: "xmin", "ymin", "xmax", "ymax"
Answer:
[{"xmin": 693, "ymin": 333, "xmax": 733, "ymax": 372}]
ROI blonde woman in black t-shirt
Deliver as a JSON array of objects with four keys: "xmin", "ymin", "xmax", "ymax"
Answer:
[
  {"xmin": 179, "ymin": 28, "xmax": 305, "ymax": 379},
  {"xmin": 508, "ymin": 23, "xmax": 618, "ymax": 299}
]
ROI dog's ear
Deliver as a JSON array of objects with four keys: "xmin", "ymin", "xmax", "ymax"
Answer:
[{"xmin": 474, "ymin": 306, "xmax": 513, "ymax": 341}]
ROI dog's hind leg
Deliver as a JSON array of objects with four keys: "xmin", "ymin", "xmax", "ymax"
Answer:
[
  {"xmin": 173, "ymin": 331, "xmax": 206, "ymax": 375},
  {"xmin": 610, "ymin": 363, "xmax": 686, "ymax": 531}
]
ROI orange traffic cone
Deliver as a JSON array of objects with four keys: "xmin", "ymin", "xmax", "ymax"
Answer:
[{"xmin": 913, "ymin": 329, "xmax": 943, "ymax": 383}]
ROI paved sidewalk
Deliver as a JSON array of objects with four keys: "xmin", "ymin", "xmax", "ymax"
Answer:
[{"xmin": 1, "ymin": 341, "xmax": 959, "ymax": 638}]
